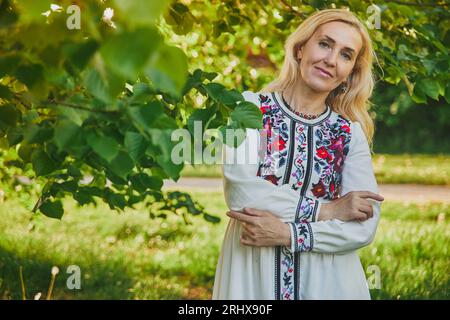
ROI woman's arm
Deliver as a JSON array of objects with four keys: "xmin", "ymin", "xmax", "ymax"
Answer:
[{"xmin": 287, "ymin": 121, "xmax": 383, "ymax": 254}]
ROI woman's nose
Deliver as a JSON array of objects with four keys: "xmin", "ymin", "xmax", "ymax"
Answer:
[{"xmin": 324, "ymin": 50, "xmax": 338, "ymax": 67}]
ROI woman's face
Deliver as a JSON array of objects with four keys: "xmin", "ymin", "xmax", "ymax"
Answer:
[{"xmin": 297, "ymin": 21, "xmax": 363, "ymax": 93}]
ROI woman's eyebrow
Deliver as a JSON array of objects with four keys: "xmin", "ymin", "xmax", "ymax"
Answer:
[{"xmin": 321, "ymin": 35, "xmax": 355, "ymax": 53}]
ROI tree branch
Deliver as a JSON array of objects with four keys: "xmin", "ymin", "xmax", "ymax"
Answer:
[
  {"xmin": 388, "ymin": 0, "xmax": 446, "ymax": 7},
  {"xmin": 49, "ymin": 100, "xmax": 120, "ymax": 114},
  {"xmin": 279, "ymin": 0, "xmax": 307, "ymax": 18}
]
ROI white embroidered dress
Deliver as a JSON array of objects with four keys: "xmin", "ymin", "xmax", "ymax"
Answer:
[{"xmin": 212, "ymin": 90, "xmax": 381, "ymax": 300}]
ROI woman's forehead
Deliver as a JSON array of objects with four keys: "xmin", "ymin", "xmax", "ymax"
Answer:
[{"xmin": 313, "ymin": 21, "xmax": 363, "ymax": 52}]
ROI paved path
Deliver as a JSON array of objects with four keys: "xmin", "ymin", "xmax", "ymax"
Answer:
[{"xmin": 163, "ymin": 178, "xmax": 450, "ymax": 203}]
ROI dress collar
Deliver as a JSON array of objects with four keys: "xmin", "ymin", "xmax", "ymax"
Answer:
[{"xmin": 272, "ymin": 91, "xmax": 331, "ymax": 125}]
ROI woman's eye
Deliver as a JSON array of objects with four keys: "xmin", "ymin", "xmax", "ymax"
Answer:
[
  {"xmin": 341, "ymin": 53, "xmax": 352, "ymax": 61},
  {"xmin": 319, "ymin": 41, "xmax": 329, "ymax": 48}
]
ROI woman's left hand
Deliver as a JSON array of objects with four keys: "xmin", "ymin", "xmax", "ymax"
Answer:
[{"xmin": 226, "ymin": 208, "xmax": 291, "ymax": 247}]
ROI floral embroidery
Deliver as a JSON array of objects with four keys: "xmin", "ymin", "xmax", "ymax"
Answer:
[
  {"xmin": 289, "ymin": 221, "xmax": 313, "ymax": 252},
  {"xmin": 310, "ymin": 116, "xmax": 352, "ymax": 200},
  {"xmin": 296, "ymin": 196, "xmax": 319, "ymax": 222},
  {"xmin": 256, "ymin": 93, "xmax": 290, "ymax": 185},
  {"xmin": 290, "ymin": 125, "xmax": 308, "ymax": 191},
  {"xmin": 311, "ymin": 180, "xmax": 326, "ymax": 197},
  {"xmin": 279, "ymin": 246, "xmax": 295, "ymax": 300}
]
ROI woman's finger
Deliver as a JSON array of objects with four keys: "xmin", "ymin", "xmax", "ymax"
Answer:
[
  {"xmin": 359, "ymin": 205, "xmax": 373, "ymax": 218},
  {"xmin": 242, "ymin": 224, "xmax": 255, "ymax": 237},
  {"xmin": 358, "ymin": 191, "xmax": 384, "ymax": 202},
  {"xmin": 227, "ymin": 210, "xmax": 256, "ymax": 224}
]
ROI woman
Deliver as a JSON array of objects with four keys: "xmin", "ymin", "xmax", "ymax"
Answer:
[{"xmin": 212, "ymin": 9, "xmax": 384, "ymax": 300}]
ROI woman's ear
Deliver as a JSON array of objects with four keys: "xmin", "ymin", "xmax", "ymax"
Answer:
[
  {"xmin": 297, "ymin": 47, "xmax": 303, "ymax": 61},
  {"xmin": 294, "ymin": 43, "xmax": 303, "ymax": 61}
]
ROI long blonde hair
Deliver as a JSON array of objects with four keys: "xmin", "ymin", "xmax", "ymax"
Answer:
[{"xmin": 261, "ymin": 8, "xmax": 376, "ymax": 145}]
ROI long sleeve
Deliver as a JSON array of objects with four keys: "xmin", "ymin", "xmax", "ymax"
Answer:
[
  {"xmin": 289, "ymin": 121, "xmax": 382, "ymax": 254},
  {"xmin": 222, "ymin": 91, "xmax": 321, "ymax": 223}
]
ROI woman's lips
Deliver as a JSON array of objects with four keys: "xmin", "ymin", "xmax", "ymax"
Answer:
[{"xmin": 314, "ymin": 66, "xmax": 333, "ymax": 78}]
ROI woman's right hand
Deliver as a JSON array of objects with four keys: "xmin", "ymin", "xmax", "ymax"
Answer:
[{"xmin": 318, "ymin": 191, "xmax": 384, "ymax": 222}]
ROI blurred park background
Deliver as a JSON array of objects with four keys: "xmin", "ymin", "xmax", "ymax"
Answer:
[{"xmin": 0, "ymin": 0, "xmax": 449, "ymax": 299}]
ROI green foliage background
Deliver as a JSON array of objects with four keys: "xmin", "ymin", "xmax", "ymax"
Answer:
[
  {"xmin": 0, "ymin": 0, "xmax": 449, "ymax": 219},
  {"xmin": 0, "ymin": 0, "xmax": 449, "ymax": 300}
]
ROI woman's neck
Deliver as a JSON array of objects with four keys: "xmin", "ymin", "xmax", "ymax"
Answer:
[{"xmin": 282, "ymin": 77, "xmax": 329, "ymax": 115}]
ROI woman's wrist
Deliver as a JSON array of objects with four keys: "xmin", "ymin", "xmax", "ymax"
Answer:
[
  {"xmin": 318, "ymin": 203, "xmax": 333, "ymax": 221},
  {"xmin": 281, "ymin": 223, "xmax": 292, "ymax": 247}
]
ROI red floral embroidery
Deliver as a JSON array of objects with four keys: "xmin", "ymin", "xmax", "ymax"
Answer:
[
  {"xmin": 317, "ymin": 146, "xmax": 333, "ymax": 163},
  {"xmin": 271, "ymin": 137, "xmax": 286, "ymax": 152},
  {"xmin": 260, "ymin": 105, "xmax": 271, "ymax": 114},
  {"xmin": 264, "ymin": 174, "xmax": 281, "ymax": 185},
  {"xmin": 341, "ymin": 124, "xmax": 350, "ymax": 133},
  {"xmin": 311, "ymin": 180, "xmax": 326, "ymax": 197}
]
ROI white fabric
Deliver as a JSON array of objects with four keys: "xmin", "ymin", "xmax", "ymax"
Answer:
[{"xmin": 212, "ymin": 91, "xmax": 381, "ymax": 300}]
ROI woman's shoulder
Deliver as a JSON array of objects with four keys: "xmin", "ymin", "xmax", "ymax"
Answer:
[{"xmin": 242, "ymin": 90, "xmax": 274, "ymax": 106}]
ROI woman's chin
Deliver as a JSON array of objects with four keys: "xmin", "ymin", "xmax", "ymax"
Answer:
[{"xmin": 304, "ymin": 80, "xmax": 333, "ymax": 93}]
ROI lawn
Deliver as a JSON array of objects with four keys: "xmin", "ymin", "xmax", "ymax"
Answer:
[
  {"xmin": 181, "ymin": 154, "xmax": 450, "ymax": 185},
  {"xmin": 0, "ymin": 189, "xmax": 448, "ymax": 300}
]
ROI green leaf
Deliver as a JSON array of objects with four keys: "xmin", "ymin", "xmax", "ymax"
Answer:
[
  {"xmin": 104, "ymin": 191, "xmax": 127, "ymax": 210},
  {"xmin": 415, "ymin": 79, "xmax": 440, "ymax": 101},
  {"xmin": 130, "ymin": 173, "xmax": 163, "ymax": 192},
  {"xmin": 219, "ymin": 124, "xmax": 246, "ymax": 148},
  {"xmin": 23, "ymin": 123, "xmax": 53, "ymax": 144},
  {"xmin": 147, "ymin": 129, "xmax": 174, "ymax": 161},
  {"xmin": 204, "ymin": 83, "xmax": 225, "ymax": 102},
  {"xmin": 16, "ymin": 0, "xmax": 51, "ymax": 24},
  {"xmin": 129, "ymin": 83, "xmax": 156, "ymax": 104},
  {"xmin": 164, "ymin": 3, "xmax": 194, "ymax": 35},
  {"xmin": 87, "ymin": 132, "xmax": 119, "ymax": 163},
  {"xmin": 39, "ymin": 199, "xmax": 64, "ymax": 220},
  {"xmin": 444, "ymin": 82, "xmax": 450, "ymax": 104},
  {"xmin": 204, "ymin": 83, "xmax": 243, "ymax": 106},
  {"xmin": 230, "ymin": 101, "xmax": 262, "ymax": 129},
  {"xmin": 0, "ymin": 84, "xmax": 13, "ymax": 99},
  {"xmin": 146, "ymin": 44, "xmax": 188, "ymax": 98},
  {"xmin": 64, "ymin": 40, "xmax": 99, "ymax": 70},
  {"xmin": 128, "ymin": 100, "xmax": 164, "ymax": 131},
  {"xmin": 58, "ymin": 180, "xmax": 78, "ymax": 193},
  {"xmin": 0, "ymin": 104, "xmax": 19, "ymax": 132},
  {"xmin": 187, "ymin": 107, "xmax": 217, "ymax": 134},
  {"xmin": 0, "ymin": 0, "xmax": 18, "ymax": 28},
  {"xmin": 14, "ymin": 63, "xmax": 44, "ymax": 88},
  {"xmin": 203, "ymin": 213, "xmax": 221, "ymax": 223},
  {"xmin": 108, "ymin": 151, "xmax": 135, "ymax": 180},
  {"xmin": 112, "ymin": 0, "xmax": 171, "ymax": 26},
  {"xmin": 124, "ymin": 131, "xmax": 147, "ymax": 162},
  {"xmin": 83, "ymin": 68, "xmax": 124, "ymax": 103},
  {"xmin": 101, "ymin": 27, "xmax": 161, "ymax": 79},
  {"xmin": 74, "ymin": 190, "xmax": 95, "ymax": 206},
  {"xmin": 0, "ymin": 54, "xmax": 20, "ymax": 77},
  {"xmin": 31, "ymin": 149, "xmax": 57, "ymax": 176},
  {"xmin": 156, "ymin": 154, "xmax": 183, "ymax": 181},
  {"xmin": 54, "ymin": 120, "xmax": 80, "ymax": 151},
  {"xmin": 18, "ymin": 143, "xmax": 35, "ymax": 162}
]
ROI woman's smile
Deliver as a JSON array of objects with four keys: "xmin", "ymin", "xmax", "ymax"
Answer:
[{"xmin": 314, "ymin": 66, "xmax": 333, "ymax": 78}]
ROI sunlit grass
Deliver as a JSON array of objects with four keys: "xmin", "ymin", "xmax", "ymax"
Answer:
[{"xmin": 0, "ymin": 191, "xmax": 448, "ymax": 299}]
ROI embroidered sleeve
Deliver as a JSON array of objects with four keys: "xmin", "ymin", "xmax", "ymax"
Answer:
[
  {"xmin": 287, "ymin": 221, "xmax": 314, "ymax": 252},
  {"xmin": 296, "ymin": 195, "xmax": 321, "ymax": 222},
  {"xmin": 222, "ymin": 91, "xmax": 317, "ymax": 223},
  {"xmin": 300, "ymin": 121, "xmax": 382, "ymax": 254}
]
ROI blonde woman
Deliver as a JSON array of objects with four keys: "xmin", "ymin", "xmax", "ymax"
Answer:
[{"xmin": 213, "ymin": 9, "xmax": 385, "ymax": 300}]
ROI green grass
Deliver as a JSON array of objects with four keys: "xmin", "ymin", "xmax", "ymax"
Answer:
[
  {"xmin": 0, "ymin": 191, "xmax": 448, "ymax": 300},
  {"xmin": 181, "ymin": 154, "xmax": 450, "ymax": 185}
]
